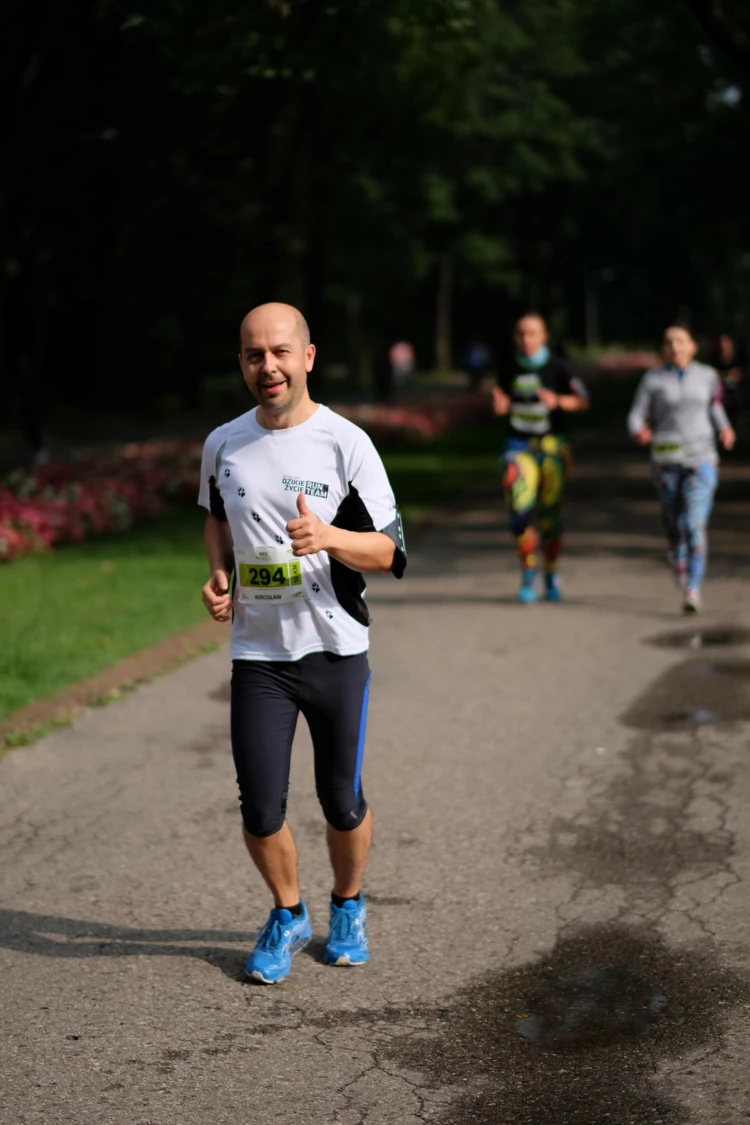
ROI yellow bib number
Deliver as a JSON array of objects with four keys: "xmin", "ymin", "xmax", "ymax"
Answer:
[{"xmin": 235, "ymin": 546, "xmax": 306, "ymax": 605}]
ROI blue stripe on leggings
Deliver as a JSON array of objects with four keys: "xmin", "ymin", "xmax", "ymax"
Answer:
[{"xmin": 353, "ymin": 670, "xmax": 372, "ymax": 799}]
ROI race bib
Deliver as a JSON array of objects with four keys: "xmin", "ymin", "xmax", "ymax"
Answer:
[
  {"xmin": 234, "ymin": 545, "xmax": 306, "ymax": 605},
  {"xmin": 651, "ymin": 432, "xmax": 683, "ymax": 463}
]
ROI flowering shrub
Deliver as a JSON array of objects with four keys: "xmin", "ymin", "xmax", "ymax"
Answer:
[
  {"xmin": 595, "ymin": 351, "xmax": 659, "ymax": 373},
  {"xmin": 334, "ymin": 394, "xmax": 491, "ymax": 444},
  {"xmin": 0, "ymin": 441, "xmax": 202, "ymax": 561},
  {"xmin": 0, "ymin": 395, "xmax": 491, "ymax": 560}
]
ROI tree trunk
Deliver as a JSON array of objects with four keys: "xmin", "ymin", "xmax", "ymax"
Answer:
[
  {"xmin": 435, "ymin": 254, "xmax": 453, "ymax": 373},
  {"xmin": 584, "ymin": 274, "xmax": 600, "ymax": 349}
]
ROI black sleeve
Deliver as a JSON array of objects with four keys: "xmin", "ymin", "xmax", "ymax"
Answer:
[
  {"xmin": 553, "ymin": 358, "xmax": 576, "ymax": 395},
  {"xmin": 332, "ymin": 482, "xmax": 406, "ymax": 579},
  {"xmin": 496, "ymin": 357, "xmax": 513, "ymax": 393},
  {"xmin": 208, "ymin": 475, "xmax": 228, "ymax": 522}
]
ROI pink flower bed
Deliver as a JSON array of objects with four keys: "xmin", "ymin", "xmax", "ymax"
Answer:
[
  {"xmin": 0, "ymin": 441, "xmax": 202, "ymax": 561},
  {"xmin": 1, "ymin": 395, "xmax": 491, "ymax": 560},
  {"xmin": 333, "ymin": 393, "xmax": 491, "ymax": 443},
  {"xmin": 596, "ymin": 351, "xmax": 659, "ymax": 373}
]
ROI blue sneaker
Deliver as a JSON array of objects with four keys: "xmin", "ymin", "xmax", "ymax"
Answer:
[
  {"xmin": 244, "ymin": 903, "xmax": 312, "ymax": 984},
  {"xmin": 324, "ymin": 896, "xmax": 369, "ymax": 966},
  {"xmin": 544, "ymin": 573, "xmax": 562, "ymax": 602},
  {"xmin": 517, "ymin": 570, "xmax": 537, "ymax": 604}
]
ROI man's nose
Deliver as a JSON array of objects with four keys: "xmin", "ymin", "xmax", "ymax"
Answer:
[{"xmin": 261, "ymin": 351, "xmax": 277, "ymax": 374}]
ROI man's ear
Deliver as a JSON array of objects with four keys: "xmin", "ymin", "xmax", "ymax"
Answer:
[{"xmin": 305, "ymin": 344, "xmax": 317, "ymax": 372}]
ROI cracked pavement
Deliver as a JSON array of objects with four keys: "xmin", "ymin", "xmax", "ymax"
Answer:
[{"xmin": 2, "ymin": 443, "xmax": 750, "ymax": 1123}]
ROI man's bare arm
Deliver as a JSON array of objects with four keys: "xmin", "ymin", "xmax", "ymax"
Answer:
[
  {"xmin": 202, "ymin": 515, "xmax": 234, "ymax": 622},
  {"xmin": 286, "ymin": 494, "xmax": 396, "ymax": 573}
]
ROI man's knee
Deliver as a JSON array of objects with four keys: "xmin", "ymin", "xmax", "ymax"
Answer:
[
  {"xmin": 240, "ymin": 801, "xmax": 285, "ymax": 838},
  {"xmin": 320, "ymin": 793, "xmax": 368, "ymax": 832}
]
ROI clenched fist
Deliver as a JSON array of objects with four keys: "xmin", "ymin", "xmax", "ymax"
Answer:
[{"xmin": 202, "ymin": 569, "xmax": 232, "ymax": 622}]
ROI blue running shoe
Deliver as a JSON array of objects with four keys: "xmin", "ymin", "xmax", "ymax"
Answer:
[
  {"xmin": 324, "ymin": 896, "xmax": 369, "ymax": 966},
  {"xmin": 517, "ymin": 570, "xmax": 537, "ymax": 604},
  {"xmin": 245, "ymin": 903, "xmax": 312, "ymax": 984},
  {"xmin": 544, "ymin": 573, "xmax": 562, "ymax": 602}
]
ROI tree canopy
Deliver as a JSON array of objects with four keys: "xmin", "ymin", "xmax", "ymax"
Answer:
[{"xmin": 2, "ymin": 0, "xmax": 749, "ymax": 413}]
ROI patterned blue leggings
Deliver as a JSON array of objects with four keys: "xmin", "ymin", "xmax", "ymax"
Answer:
[{"xmin": 652, "ymin": 462, "xmax": 718, "ymax": 591}]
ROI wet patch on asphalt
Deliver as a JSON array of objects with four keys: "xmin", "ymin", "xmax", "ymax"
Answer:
[
  {"xmin": 542, "ymin": 725, "xmax": 735, "ymax": 889},
  {"xmin": 412, "ymin": 664, "xmax": 750, "ymax": 1121},
  {"xmin": 621, "ymin": 659, "xmax": 750, "ymax": 730},
  {"xmin": 308, "ymin": 924, "xmax": 748, "ymax": 1123},
  {"xmin": 646, "ymin": 626, "xmax": 750, "ymax": 650},
  {"xmin": 313, "ymin": 701, "xmax": 747, "ymax": 1121}
]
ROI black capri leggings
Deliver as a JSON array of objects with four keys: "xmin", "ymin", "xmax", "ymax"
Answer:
[{"xmin": 230, "ymin": 651, "xmax": 371, "ymax": 837}]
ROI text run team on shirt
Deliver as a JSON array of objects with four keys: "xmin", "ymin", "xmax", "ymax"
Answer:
[{"xmin": 199, "ymin": 305, "xmax": 734, "ymax": 983}]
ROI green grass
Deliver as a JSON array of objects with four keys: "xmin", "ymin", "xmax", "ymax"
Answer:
[
  {"xmin": 0, "ymin": 507, "xmax": 210, "ymax": 721},
  {"xmin": 0, "ymin": 421, "xmax": 505, "ymax": 722},
  {"xmin": 382, "ymin": 421, "xmax": 501, "ymax": 521}
]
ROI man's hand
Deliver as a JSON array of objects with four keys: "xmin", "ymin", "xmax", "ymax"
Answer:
[
  {"xmin": 286, "ymin": 492, "xmax": 330, "ymax": 557},
  {"xmin": 634, "ymin": 426, "xmax": 652, "ymax": 446},
  {"xmin": 202, "ymin": 569, "xmax": 232, "ymax": 622},
  {"xmin": 537, "ymin": 388, "xmax": 559, "ymax": 409},
  {"xmin": 492, "ymin": 386, "xmax": 510, "ymax": 416},
  {"xmin": 719, "ymin": 426, "xmax": 736, "ymax": 451}
]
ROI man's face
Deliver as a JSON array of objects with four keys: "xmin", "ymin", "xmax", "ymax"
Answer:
[
  {"xmin": 514, "ymin": 317, "xmax": 547, "ymax": 358},
  {"xmin": 239, "ymin": 309, "xmax": 315, "ymax": 413},
  {"xmin": 718, "ymin": 334, "xmax": 734, "ymax": 363},
  {"xmin": 662, "ymin": 328, "xmax": 697, "ymax": 370}
]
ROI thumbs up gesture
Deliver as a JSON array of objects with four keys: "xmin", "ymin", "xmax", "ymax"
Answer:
[{"xmin": 286, "ymin": 491, "xmax": 329, "ymax": 556}]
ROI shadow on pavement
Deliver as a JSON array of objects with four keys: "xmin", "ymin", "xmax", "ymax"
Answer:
[
  {"xmin": 0, "ymin": 909, "xmax": 251, "ymax": 982},
  {"xmin": 369, "ymin": 591, "xmax": 682, "ymax": 622}
]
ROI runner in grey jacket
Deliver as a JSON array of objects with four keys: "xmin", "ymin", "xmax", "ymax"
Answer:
[{"xmin": 627, "ymin": 323, "xmax": 735, "ymax": 613}]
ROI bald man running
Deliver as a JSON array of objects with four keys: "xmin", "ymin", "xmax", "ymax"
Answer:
[{"xmin": 199, "ymin": 303, "xmax": 406, "ymax": 983}]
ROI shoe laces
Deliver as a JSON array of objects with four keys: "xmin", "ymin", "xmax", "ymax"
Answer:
[
  {"xmin": 256, "ymin": 915, "xmax": 286, "ymax": 951},
  {"xmin": 331, "ymin": 905, "xmax": 359, "ymax": 941}
]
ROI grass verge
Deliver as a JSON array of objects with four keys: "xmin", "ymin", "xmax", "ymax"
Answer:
[
  {"xmin": 383, "ymin": 420, "xmax": 500, "ymax": 521},
  {"xmin": 0, "ymin": 506, "xmax": 211, "ymax": 721}
]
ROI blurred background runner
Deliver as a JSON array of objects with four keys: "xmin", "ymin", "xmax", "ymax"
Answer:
[
  {"xmin": 628, "ymin": 322, "xmax": 735, "ymax": 614},
  {"xmin": 493, "ymin": 314, "xmax": 589, "ymax": 604}
]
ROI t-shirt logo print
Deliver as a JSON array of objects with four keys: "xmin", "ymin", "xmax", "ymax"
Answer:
[{"xmin": 282, "ymin": 476, "xmax": 329, "ymax": 499}]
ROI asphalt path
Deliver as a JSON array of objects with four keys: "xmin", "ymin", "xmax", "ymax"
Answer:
[{"xmin": 2, "ymin": 442, "xmax": 750, "ymax": 1124}]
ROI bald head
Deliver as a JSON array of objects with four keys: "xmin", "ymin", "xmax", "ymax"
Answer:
[
  {"xmin": 240, "ymin": 303, "xmax": 310, "ymax": 349},
  {"xmin": 514, "ymin": 313, "xmax": 548, "ymax": 358},
  {"xmin": 238, "ymin": 302, "xmax": 316, "ymax": 422}
]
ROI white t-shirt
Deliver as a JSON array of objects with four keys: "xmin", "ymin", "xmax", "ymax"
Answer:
[{"xmin": 198, "ymin": 405, "xmax": 405, "ymax": 661}]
